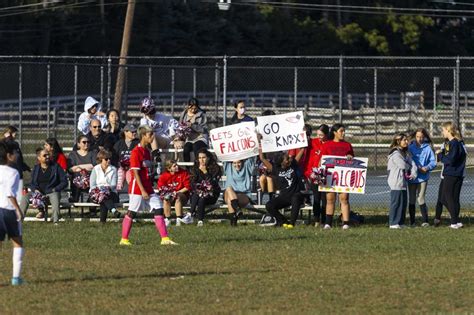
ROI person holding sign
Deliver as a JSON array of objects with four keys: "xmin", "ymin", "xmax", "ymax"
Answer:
[
  {"xmin": 259, "ymin": 149, "xmax": 304, "ymax": 229},
  {"xmin": 387, "ymin": 133, "xmax": 417, "ymax": 229},
  {"xmin": 320, "ymin": 124, "xmax": 354, "ymax": 230},
  {"xmin": 223, "ymin": 156, "xmax": 257, "ymax": 226}
]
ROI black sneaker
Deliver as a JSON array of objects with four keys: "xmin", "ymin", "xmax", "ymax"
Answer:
[{"xmin": 259, "ymin": 214, "xmax": 277, "ymax": 227}]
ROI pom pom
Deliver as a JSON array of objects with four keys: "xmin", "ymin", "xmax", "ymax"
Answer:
[
  {"xmin": 194, "ymin": 179, "xmax": 213, "ymax": 198},
  {"xmin": 29, "ymin": 191, "xmax": 46, "ymax": 209},
  {"xmin": 89, "ymin": 186, "xmax": 111, "ymax": 204},
  {"xmin": 119, "ymin": 156, "xmax": 131, "ymax": 169},
  {"xmin": 73, "ymin": 170, "xmax": 90, "ymax": 190},
  {"xmin": 174, "ymin": 122, "xmax": 193, "ymax": 141},
  {"xmin": 156, "ymin": 183, "xmax": 178, "ymax": 201},
  {"xmin": 309, "ymin": 167, "xmax": 327, "ymax": 185}
]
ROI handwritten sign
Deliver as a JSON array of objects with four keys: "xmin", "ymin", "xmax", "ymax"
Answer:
[
  {"xmin": 210, "ymin": 122, "xmax": 259, "ymax": 161},
  {"xmin": 318, "ymin": 155, "xmax": 368, "ymax": 194},
  {"xmin": 257, "ymin": 111, "xmax": 307, "ymax": 153}
]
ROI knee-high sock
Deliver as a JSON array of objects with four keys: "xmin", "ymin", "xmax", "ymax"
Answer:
[
  {"xmin": 121, "ymin": 215, "xmax": 133, "ymax": 240},
  {"xmin": 420, "ymin": 204, "xmax": 429, "ymax": 223},
  {"xmin": 154, "ymin": 215, "xmax": 169, "ymax": 239},
  {"xmin": 12, "ymin": 247, "xmax": 24, "ymax": 278}
]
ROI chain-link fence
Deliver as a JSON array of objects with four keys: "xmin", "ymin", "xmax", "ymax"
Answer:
[{"xmin": 0, "ymin": 56, "xmax": 472, "ymax": 165}]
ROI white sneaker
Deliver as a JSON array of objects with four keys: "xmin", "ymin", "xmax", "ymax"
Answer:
[
  {"xmin": 421, "ymin": 222, "xmax": 430, "ymax": 227},
  {"xmin": 342, "ymin": 224, "xmax": 350, "ymax": 230},
  {"xmin": 165, "ymin": 218, "xmax": 171, "ymax": 228},
  {"xmin": 175, "ymin": 218, "xmax": 182, "ymax": 226},
  {"xmin": 323, "ymin": 224, "xmax": 332, "ymax": 230},
  {"xmin": 449, "ymin": 224, "xmax": 460, "ymax": 229},
  {"xmin": 457, "ymin": 222, "xmax": 464, "ymax": 228},
  {"xmin": 197, "ymin": 220, "xmax": 204, "ymax": 227},
  {"xmin": 181, "ymin": 212, "xmax": 194, "ymax": 224},
  {"xmin": 314, "ymin": 222, "xmax": 320, "ymax": 228},
  {"xmin": 389, "ymin": 224, "xmax": 401, "ymax": 229}
]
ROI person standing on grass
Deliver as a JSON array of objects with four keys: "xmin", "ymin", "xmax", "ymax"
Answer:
[
  {"xmin": 157, "ymin": 159, "xmax": 192, "ymax": 227},
  {"xmin": 189, "ymin": 149, "xmax": 222, "ymax": 226},
  {"xmin": 435, "ymin": 122, "xmax": 466, "ymax": 229},
  {"xmin": 0, "ymin": 141, "xmax": 25, "ymax": 286},
  {"xmin": 407, "ymin": 128, "xmax": 437, "ymax": 227},
  {"xmin": 22, "ymin": 148, "xmax": 68, "ymax": 222},
  {"xmin": 387, "ymin": 133, "xmax": 417, "ymax": 229},
  {"xmin": 305, "ymin": 124, "xmax": 329, "ymax": 227},
  {"xmin": 259, "ymin": 149, "xmax": 304, "ymax": 229},
  {"xmin": 320, "ymin": 123, "xmax": 354, "ymax": 230},
  {"xmin": 120, "ymin": 125, "xmax": 177, "ymax": 246},
  {"xmin": 222, "ymin": 156, "xmax": 257, "ymax": 226},
  {"xmin": 90, "ymin": 149, "xmax": 120, "ymax": 223}
]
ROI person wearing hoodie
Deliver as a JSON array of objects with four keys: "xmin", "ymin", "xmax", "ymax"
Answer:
[
  {"xmin": 407, "ymin": 128, "xmax": 437, "ymax": 227},
  {"xmin": 435, "ymin": 122, "xmax": 466, "ymax": 229},
  {"xmin": 177, "ymin": 98, "xmax": 208, "ymax": 162},
  {"xmin": 387, "ymin": 133, "xmax": 417, "ymax": 229},
  {"xmin": 77, "ymin": 96, "xmax": 107, "ymax": 135}
]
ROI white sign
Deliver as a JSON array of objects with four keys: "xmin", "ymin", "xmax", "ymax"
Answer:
[
  {"xmin": 210, "ymin": 122, "xmax": 259, "ymax": 162},
  {"xmin": 257, "ymin": 111, "xmax": 307, "ymax": 153},
  {"xmin": 318, "ymin": 155, "xmax": 368, "ymax": 194}
]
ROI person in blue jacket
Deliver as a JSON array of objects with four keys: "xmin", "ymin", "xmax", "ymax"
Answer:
[
  {"xmin": 436, "ymin": 122, "xmax": 466, "ymax": 229},
  {"xmin": 408, "ymin": 128, "xmax": 437, "ymax": 227}
]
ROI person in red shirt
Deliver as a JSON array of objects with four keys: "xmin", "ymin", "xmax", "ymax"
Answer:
[
  {"xmin": 304, "ymin": 124, "xmax": 329, "ymax": 227},
  {"xmin": 120, "ymin": 124, "xmax": 177, "ymax": 246},
  {"xmin": 320, "ymin": 123, "xmax": 354, "ymax": 230},
  {"xmin": 157, "ymin": 159, "xmax": 191, "ymax": 226},
  {"xmin": 44, "ymin": 138, "xmax": 67, "ymax": 171}
]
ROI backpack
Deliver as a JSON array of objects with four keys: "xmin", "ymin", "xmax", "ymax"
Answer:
[{"xmin": 339, "ymin": 211, "xmax": 365, "ymax": 225}]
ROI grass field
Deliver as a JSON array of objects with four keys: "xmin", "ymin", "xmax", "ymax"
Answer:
[{"xmin": 0, "ymin": 219, "xmax": 473, "ymax": 314}]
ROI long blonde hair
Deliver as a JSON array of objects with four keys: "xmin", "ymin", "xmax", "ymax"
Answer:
[{"xmin": 441, "ymin": 122, "xmax": 463, "ymax": 141}]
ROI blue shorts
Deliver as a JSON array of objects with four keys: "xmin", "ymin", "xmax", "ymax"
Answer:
[{"xmin": 0, "ymin": 208, "xmax": 22, "ymax": 241}]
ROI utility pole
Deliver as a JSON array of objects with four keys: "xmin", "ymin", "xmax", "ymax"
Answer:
[{"xmin": 113, "ymin": 0, "xmax": 136, "ymax": 112}]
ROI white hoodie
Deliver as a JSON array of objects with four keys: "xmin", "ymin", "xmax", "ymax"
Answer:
[{"xmin": 77, "ymin": 96, "xmax": 108, "ymax": 135}]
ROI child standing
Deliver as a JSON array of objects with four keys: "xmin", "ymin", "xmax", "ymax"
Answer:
[
  {"xmin": 387, "ymin": 133, "xmax": 417, "ymax": 229},
  {"xmin": 120, "ymin": 125, "xmax": 177, "ymax": 246},
  {"xmin": 0, "ymin": 141, "xmax": 25, "ymax": 285}
]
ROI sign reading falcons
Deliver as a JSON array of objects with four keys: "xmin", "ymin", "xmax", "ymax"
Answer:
[{"xmin": 319, "ymin": 156, "xmax": 368, "ymax": 194}]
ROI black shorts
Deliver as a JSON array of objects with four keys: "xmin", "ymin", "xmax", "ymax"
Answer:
[{"xmin": 0, "ymin": 208, "xmax": 22, "ymax": 241}]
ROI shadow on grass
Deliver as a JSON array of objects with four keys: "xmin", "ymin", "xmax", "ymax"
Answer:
[
  {"xmin": 216, "ymin": 235, "xmax": 310, "ymax": 243},
  {"xmin": 26, "ymin": 268, "xmax": 277, "ymax": 286}
]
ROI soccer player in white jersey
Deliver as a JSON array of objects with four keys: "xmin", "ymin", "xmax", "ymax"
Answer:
[
  {"xmin": 119, "ymin": 124, "xmax": 177, "ymax": 246},
  {"xmin": 0, "ymin": 141, "xmax": 25, "ymax": 285}
]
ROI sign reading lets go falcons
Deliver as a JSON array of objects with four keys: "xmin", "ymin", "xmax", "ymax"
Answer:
[
  {"xmin": 257, "ymin": 111, "xmax": 307, "ymax": 153},
  {"xmin": 210, "ymin": 121, "xmax": 259, "ymax": 162},
  {"xmin": 319, "ymin": 155, "xmax": 368, "ymax": 194}
]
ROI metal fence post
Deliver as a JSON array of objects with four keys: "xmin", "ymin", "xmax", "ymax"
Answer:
[
  {"xmin": 148, "ymin": 66, "xmax": 152, "ymax": 98},
  {"xmin": 338, "ymin": 56, "xmax": 343, "ymax": 123},
  {"xmin": 294, "ymin": 67, "xmax": 298, "ymax": 109},
  {"xmin": 18, "ymin": 64, "xmax": 22, "ymax": 146},
  {"xmin": 193, "ymin": 67, "xmax": 197, "ymax": 98},
  {"xmin": 107, "ymin": 56, "xmax": 111, "ymax": 109},
  {"xmin": 214, "ymin": 62, "xmax": 220, "ymax": 124},
  {"xmin": 455, "ymin": 57, "xmax": 460, "ymax": 127},
  {"xmin": 47, "ymin": 63, "xmax": 51, "ymax": 138},
  {"xmin": 74, "ymin": 64, "xmax": 78, "ymax": 141},
  {"xmin": 374, "ymin": 68, "xmax": 378, "ymax": 170},
  {"xmin": 171, "ymin": 68, "xmax": 175, "ymax": 116},
  {"xmin": 223, "ymin": 55, "xmax": 227, "ymax": 126},
  {"xmin": 100, "ymin": 65, "xmax": 104, "ymax": 108}
]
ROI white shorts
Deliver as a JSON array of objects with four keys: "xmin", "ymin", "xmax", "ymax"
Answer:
[{"xmin": 128, "ymin": 194, "xmax": 163, "ymax": 212}]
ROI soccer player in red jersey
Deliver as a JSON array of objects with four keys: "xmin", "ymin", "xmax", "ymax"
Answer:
[{"xmin": 120, "ymin": 125, "xmax": 177, "ymax": 246}]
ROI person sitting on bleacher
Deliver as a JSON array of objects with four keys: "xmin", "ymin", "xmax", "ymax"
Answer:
[
  {"xmin": 157, "ymin": 159, "xmax": 192, "ymax": 227},
  {"xmin": 44, "ymin": 137, "xmax": 67, "ymax": 171},
  {"xmin": 68, "ymin": 135, "xmax": 96, "ymax": 203},
  {"xmin": 85, "ymin": 119, "xmax": 115, "ymax": 156},
  {"xmin": 89, "ymin": 149, "xmax": 120, "ymax": 223},
  {"xmin": 77, "ymin": 96, "xmax": 107, "ymax": 135},
  {"xmin": 189, "ymin": 149, "xmax": 222, "ymax": 227},
  {"xmin": 222, "ymin": 156, "xmax": 257, "ymax": 226},
  {"xmin": 22, "ymin": 148, "xmax": 67, "ymax": 223},
  {"xmin": 113, "ymin": 124, "xmax": 139, "ymax": 190}
]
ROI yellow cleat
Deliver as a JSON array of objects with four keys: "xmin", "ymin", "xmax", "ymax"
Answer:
[
  {"xmin": 119, "ymin": 238, "xmax": 132, "ymax": 246},
  {"xmin": 283, "ymin": 224, "xmax": 294, "ymax": 230},
  {"xmin": 160, "ymin": 237, "xmax": 178, "ymax": 246}
]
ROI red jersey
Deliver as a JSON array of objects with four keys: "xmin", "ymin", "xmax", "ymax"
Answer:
[
  {"xmin": 304, "ymin": 138, "xmax": 326, "ymax": 179},
  {"xmin": 55, "ymin": 152, "xmax": 67, "ymax": 171},
  {"xmin": 128, "ymin": 144, "xmax": 154, "ymax": 195},
  {"xmin": 321, "ymin": 140, "xmax": 354, "ymax": 158},
  {"xmin": 157, "ymin": 168, "xmax": 191, "ymax": 193}
]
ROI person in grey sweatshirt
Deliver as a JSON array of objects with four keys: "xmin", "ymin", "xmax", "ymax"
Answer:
[{"xmin": 387, "ymin": 133, "xmax": 417, "ymax": 229}]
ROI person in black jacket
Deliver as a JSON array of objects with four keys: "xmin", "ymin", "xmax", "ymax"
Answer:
[
  {"xmin": 230, "ymin": 100, "xmax": 254, "ymax": 124},
  {"xmin": 22, "ymin": 148, "xmax": 68, "ymax": 223},
  {"xmin": 189, "ymin": 149, "xmax": 222, "ymax": 226},
  {"xmin": 436, "ymin": 122, "xmax": 466, "ymax": 229}
]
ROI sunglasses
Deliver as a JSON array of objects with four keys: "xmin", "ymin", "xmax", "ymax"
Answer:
[
  {"xmin": 42, "ymin": 154, "xmax": 49, "ymax": 158},
  {"xmin": 104, "ymin": 158, "xmax": 110, "ymax": 161},
  {"xmin": 91, "ymin": 126, "xmax": 101, "ymax": 129},
  {"xmin": 81, "ymin": 141, "xmax": 89, "ymax": 144}
]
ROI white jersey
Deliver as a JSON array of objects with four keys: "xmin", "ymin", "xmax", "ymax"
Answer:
[
  {"xmin": 0, "ymin": 165, "xmax": 20, "ymax": 210},
  {"xmin": 140, "ymin": 113, "xmax": 178, "ymax": 140}
]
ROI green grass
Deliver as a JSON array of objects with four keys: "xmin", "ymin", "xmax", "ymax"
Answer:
[{"xmin": 0, "ymin": 220, "xmax": 473, "ymax": 314}]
